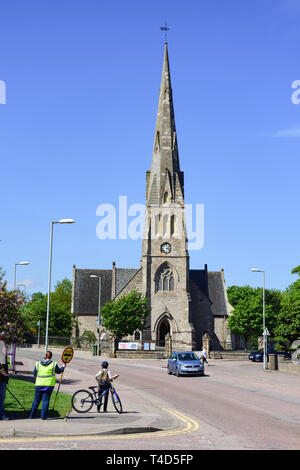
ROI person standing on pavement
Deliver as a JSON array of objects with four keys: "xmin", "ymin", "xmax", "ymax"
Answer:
[
  {"xmin": 0, "ymin": 336, "xmax": 9, "ymax": 420},
  {"xmin": 29, "ymin": 351, "xmax": 64, "ymax": 420},
  {"xmin": 201, "ymin": 347, "xmax": 209, "ymax": 365},
  {"xmin": 95, "ymin": 361, "xmax": 111, "ymax": 413},
  {"xmin": 95, "ymin": 361, "xmax": 119, "ymax": 413}
]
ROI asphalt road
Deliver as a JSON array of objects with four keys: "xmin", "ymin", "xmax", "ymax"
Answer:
[{"xmin": 1, "ymin": 348, "xmax": 300, "ymax": 451}]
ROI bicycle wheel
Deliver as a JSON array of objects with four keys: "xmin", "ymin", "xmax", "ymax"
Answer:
[
  {"xmin": 111, "ymin": 388, "xmax": 122, "ymax": 414},
  {"xmin": 71, "ymin": 389, "xmax": 94, "ymax": 413}
]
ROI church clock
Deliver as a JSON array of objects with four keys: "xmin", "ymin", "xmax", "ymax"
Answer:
[{"xmin": 160, "ymin": 242, "xmax": 171, "ymax": 254}]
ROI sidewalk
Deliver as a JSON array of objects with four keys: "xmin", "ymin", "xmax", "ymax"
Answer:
[
  {"xmin": 0, "ymin": 351, "xmax": 181, "ymax": 439},
  {"xmin": 0, "ymin": 401, "xmax": 180, "ymax": 439}
]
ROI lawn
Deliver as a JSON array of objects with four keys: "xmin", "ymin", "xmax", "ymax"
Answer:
[{"xmin": 5, "ymin": 377, "xmax": 72, "ymax": 419}]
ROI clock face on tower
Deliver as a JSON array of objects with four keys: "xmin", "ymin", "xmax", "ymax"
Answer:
[{"xmin": 161, "ymin": 242, "xmax": 171, "ymax": 254}]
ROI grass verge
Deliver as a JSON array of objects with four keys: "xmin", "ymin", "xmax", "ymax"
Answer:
[{"xmin": 5, "ymin": 377, "xmax": 72, "ymax": 419}]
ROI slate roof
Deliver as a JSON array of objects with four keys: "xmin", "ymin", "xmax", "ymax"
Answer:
[
  {"xmin": 207, "ymin": 271, "xmax": 228, "ymax": 317},
  {"xmin": 189, "ymin": 269, "xmax": 229, "ymax": 317},
  {"xmin": 115, "ymin": 269, "xmax": 139, "ymax": 297},
  {"xmin": 73, "ymin": 267, "xmax": 139, "ymax": 315},
  {"xmin": 73, "ymin": 269, "xmax": 112, "ymax": 314},
  {"xmin": 189, "ymin": 269, "xmax": 208, "ymax": 298}
]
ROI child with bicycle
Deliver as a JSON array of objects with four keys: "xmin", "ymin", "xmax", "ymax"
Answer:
[{"xmin": 95, "ymin": 361, "xmax": 118, "ymax": 413}]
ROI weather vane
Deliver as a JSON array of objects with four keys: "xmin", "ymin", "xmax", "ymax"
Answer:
[{"xmin": 160, "ymin": 22, "xmax": 170, "ymax": 42}]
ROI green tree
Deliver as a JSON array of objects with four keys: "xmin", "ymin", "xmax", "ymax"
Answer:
[
  {"xmin": 24, "ymin": 278, "xmax": 74, "ymax": 337},
  {"xmin": 273, "ymin": 266, "xmax": 300, "ymax": 351},
  {"xmin": 0, "ymin": 282, "xmax": 27, "ymax": 345},
  {"xmin": 227, "ymin": 285, "xmax": 282, "ymax": 347},
  {"xmin": 0, "ymin": 266, "xmax": 6, "ymax": 286},
  {"xmin": 101, "ymin": 289, "xmax": 150, "ymax": 342}
]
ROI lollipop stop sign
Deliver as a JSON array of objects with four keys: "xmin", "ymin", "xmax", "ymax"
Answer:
[
  {"xmin": 53, "ymin": 347, "xmax": 74, "ymax": 410},
  {"xmin": 62, "ymin": 347, "xmax": 74, "ymax": 365}
]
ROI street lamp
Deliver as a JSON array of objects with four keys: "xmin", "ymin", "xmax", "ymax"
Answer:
[
  {"xmin": 45, "ymin": 219, "xmax": 75, "ymax": 353},
  {"xmin": 14, "ymin": 262, "xmax": 30, "ymax": 290},
  {"xmin": 90, "ymin": 274, "xmax": 101, "ymax": 356},
  {"xmin": 251, "ymin": 268, "xmax": 268, "ymax": 370},
  {"xmin": 16, "ymin": 283, "xmax": 27, "ymax": 319}
]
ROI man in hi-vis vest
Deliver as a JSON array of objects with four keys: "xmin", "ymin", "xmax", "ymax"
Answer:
[{"xmin": 29, "ymin": 351, "xmax": 64, "ymax": 420}]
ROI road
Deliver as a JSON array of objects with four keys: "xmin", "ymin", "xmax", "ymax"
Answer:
[{"xmin": 1, "ymin": 348, "xmax": 300, "ymax": 450}]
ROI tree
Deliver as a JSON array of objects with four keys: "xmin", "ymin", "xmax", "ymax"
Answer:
[
  {"xmin": 273, "ymin": 266, "xmax": 300, "ymax": 351},
  {"xmin": 101, "ymin": 290, "xmax": 150, "ymax": 342},
  {"xmin": 0, "ymin": 266, "xmax": 6, "ymax": 286},
  {"xmin": 0, "ymin": 283, "xmax": 27, "ymax": 345},
  {"xmin": 24, "ymin": 278, "xmax": 75, "ymax": 337},
  {"xmin": 227, "ymin": 285, "xmax": 282, "ymax": 347}
]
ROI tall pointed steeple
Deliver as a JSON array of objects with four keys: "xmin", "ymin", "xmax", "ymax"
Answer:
[{"xmin": 147, "ymin": 42, "xmax": 184, "ymax": 206}]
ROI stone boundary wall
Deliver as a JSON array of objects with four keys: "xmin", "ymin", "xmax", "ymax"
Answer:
[
  {"xmin": 115, "ymin": 350, "xmax": 165, "ymax": 359},
  {"xmin": 277, "ymin": 358, "xmax": 300, "ymax": 376}
]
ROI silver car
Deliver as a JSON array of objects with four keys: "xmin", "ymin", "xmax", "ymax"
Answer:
[{"xmin": 167, "ymin": 351, "xmax": 204, "ymax": 377}]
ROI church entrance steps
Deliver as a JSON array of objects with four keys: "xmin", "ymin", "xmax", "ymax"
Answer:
[{"xmin": 209, "ymin": 350, "xmax": 250, "ymax": 361}]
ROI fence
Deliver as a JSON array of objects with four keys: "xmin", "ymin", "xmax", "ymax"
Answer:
[{"xmin": 23, "ymin": 335, "xmax": 94, "ymax": 350}]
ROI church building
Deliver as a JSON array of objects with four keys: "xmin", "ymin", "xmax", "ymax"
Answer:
[{"xmin": 72, "ymin": 42, "xmax": 235, "ymax": 352}]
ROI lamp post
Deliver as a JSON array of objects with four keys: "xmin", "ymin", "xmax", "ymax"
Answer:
[
  {"xmin": 16, "ymin": 283, "xmax": 26, "ymax": 320},
  {"xmin": 250, "ymin": 268, "xmax": 267, "ymax": 370},
  {"xmin": 37, "ymin": 320, "xmax": 41, "ymax": 349},
  {"xmin": 14, "ymin": 262, "xmax": 30, "ymax": 290},
  {"xmin": 90, "ymin": 274, "xmax": 101, "ymax": 356},
  {"xmin": 45, "ymin": 219, "xmax": 75, "ymax": 353}
]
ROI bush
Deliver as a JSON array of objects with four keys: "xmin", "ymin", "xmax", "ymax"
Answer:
[{"xmin": 75, "ymin": 330, "xmax": 97, "ymax": 348}]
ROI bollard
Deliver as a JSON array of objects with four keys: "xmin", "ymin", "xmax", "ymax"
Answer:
[{"xmin": 269, "ymin": 354, "xmax": 278, "ymax": 371}]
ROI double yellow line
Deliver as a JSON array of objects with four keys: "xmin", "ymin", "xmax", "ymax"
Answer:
[{"xmin": 0, "ymin": 408, "xmax": 199, "ymax": 443}]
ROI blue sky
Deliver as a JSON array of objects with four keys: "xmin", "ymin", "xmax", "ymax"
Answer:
[{"xmin": 0, "ymin": 0, "xmax": 299, "ymax": 295}]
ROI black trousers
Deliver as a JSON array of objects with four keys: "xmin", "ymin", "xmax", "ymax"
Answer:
[{"xmin": 98, "ymin": 384, "xmax": 109, "ymax": 411}]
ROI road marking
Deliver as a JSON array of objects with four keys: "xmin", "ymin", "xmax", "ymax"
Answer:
[{"xmin": 0, "ymin": 408, "xmax": 199, "ymax": 443}]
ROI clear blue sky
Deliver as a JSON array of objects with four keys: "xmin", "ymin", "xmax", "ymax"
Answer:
[{"xmin": 0, "ymin": 0, "xmax": 299, "ymax": 295}]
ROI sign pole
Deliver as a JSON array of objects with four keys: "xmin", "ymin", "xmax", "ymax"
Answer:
[
  {"xmin": 52, "ymin": 347, "xmax": 74, "ymax": 410},
  {"xmin": 52, "ymin": 368, "xmax": 65, "ymax": 410}
]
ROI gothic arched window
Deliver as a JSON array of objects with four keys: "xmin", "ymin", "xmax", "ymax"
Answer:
[
  {"xmin": 133, "ymin": 329, "xmax": 141, "ymax": 341},
  {"xmin": 170, "ymin": 214, "xmax": 175, "ymax": 236},
  {"xmin": 155, "ymin": 263, "xmax": 175, "ymax": 293}
]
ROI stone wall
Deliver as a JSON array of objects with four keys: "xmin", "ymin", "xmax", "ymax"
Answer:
[
  {"xmin": 115, "ymin": 350, "xmax": 165, "ymax": 359},
  {"xmin": 76, "ymin": 314, "xmax": 98, "ymax": 337},
  {"xmin": 277, "ymin": 357, "xmax": 300, "ymax": 376}
]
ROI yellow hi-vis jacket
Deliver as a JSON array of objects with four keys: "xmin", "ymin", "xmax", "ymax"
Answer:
[{"xmin": 35, "ymin": 361, "xmax": 57, "ymax": 387}]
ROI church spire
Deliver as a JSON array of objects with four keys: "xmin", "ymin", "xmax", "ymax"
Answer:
[{"xmin": 147, "ymin": 42, "xmax": 184, "ymax": 206}]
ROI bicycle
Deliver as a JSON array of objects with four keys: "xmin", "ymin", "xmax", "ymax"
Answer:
[{"xmin": 71, "ymin": 381, "xmax": 123, "ymax": 414}]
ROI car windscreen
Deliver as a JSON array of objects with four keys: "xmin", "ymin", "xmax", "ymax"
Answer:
[{"xmin": 177, "ymin": 353, "xmax": 199, "ymax": 361}]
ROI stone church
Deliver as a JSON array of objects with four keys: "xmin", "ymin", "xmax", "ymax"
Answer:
[{"xmin": 72, "ymin": 42, "xmax": 235, "ymax": 352}]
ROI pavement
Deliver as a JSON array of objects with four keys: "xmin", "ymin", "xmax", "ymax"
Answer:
[
  {"xmin": 0, "ymin": 402, "xmax": 181, "ymax": 439},
  {"xmin": 0, "ymin": 350, "xmax": 182, "ymax": 439}
]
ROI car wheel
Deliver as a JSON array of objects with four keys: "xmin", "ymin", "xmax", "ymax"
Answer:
[
  {"xmin": 175, "ymin": 367, "xmax": 180, "ymax": 377},
  {"xmin": 167, "ymin": 366, "xmax": 172, "ymax": 375}
]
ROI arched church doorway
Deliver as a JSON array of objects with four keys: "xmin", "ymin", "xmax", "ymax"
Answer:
[{"xmin": 157, "ymin": 318, "xmax": 170, "ymax": 347}]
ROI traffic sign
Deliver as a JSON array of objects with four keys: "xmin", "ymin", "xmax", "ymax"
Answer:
[
  {"xmin": 263, "ymin": 328, "xmax": 270, "ymax": 336},
  {"xmin": 61, "ymin": 346, "xmax": 74, "ymax": 365}
]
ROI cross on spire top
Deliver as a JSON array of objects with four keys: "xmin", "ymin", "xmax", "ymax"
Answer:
[{"xmin": 160, "ymin": 22, "xmax": 170, "ymax": 42}]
